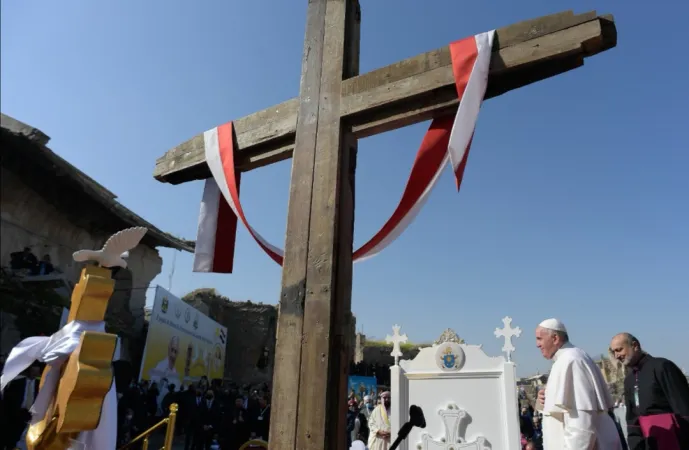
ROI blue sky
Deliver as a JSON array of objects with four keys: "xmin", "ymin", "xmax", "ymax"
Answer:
[{"xmin": 2, "ymin": 0, "xmax": 687, "ymax": 377}]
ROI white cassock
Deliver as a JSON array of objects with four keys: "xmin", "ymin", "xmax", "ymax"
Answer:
[
  {"xmin": 542, "ymin": 343, "xmax": 623, "ymax": 450},
  {"xmin": 367, "ymin": 405, "xmax": 391, "ymax": 450}
]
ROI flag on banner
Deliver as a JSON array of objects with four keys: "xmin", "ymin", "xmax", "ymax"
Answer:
[{"xmin": 217, "ymin": 327, "xmax": 227, "ymax": 344}]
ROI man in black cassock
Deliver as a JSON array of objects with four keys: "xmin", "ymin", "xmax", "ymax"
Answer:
[{"xmin": 610, "ymin": 332, "xmax": 689, "ymax": 450}]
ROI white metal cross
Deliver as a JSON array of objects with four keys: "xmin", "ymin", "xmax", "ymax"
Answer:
[
  {"xmin": 419, "ymin": 404, "xmax": 489, "ymax": 450},
  {"xmin": 386, "ymin": 324, "xmax": 408, "ymax": 366},
  {"xmin": 494, "ymin": 316, "xmax": 521, "ymax": 362}
]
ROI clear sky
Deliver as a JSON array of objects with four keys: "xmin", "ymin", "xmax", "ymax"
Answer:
[{"xmin": 2, "ymin": 0, "xmax": 687, "ymax": 377}]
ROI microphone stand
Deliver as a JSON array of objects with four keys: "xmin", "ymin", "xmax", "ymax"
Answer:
[
  {"xmin": 388, "ymin": 422, "xmax": 413, "ymax": 450},
  {"xmin": 389, "ymin": 405, "xmax": 426, "ymax": 450}
]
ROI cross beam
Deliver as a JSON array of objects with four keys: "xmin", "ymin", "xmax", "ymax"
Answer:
[{"xmin": 154, "ymin": 10, "xmax": 616, "ymax": 185}]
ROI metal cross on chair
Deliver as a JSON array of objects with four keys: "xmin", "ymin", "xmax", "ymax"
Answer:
[
  {"xmin": 494, "ymin": 316, "xmax": 522, "ymax": 362},
  {"xmin": 386, "ymin": 325, "xmax": 408, "ymax": 366}
]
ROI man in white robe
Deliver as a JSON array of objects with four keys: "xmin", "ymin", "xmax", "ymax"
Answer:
[
  {"xmin": 535, "ymin": 318, "xmax": 623, "ymax": 449},
  {"xmin": 367, "ymin": 391, "xmax": 391, "ymax": 450}
]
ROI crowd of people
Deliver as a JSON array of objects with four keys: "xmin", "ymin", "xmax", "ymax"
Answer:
[
  {"xmin": 9, "ymin": 247, "xmax": 55, "ymax": 276},
  {"xmin": 2, "ymin": 318, "xmax": 689, "ymax": 450},
  {"xmin": 117, "ymin": 376, "xmax": 271, "ymax": 450},
  {"xmin": 518, "ymin": 404, "xmax": 543, "ymax": 449},
  {"xmin": 346, "ymin": 390, "xmax": 391, "ymax": 450}
]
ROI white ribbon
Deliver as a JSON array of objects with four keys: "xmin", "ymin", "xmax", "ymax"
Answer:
[{"xmin": 0, "ymin": 320, "xmax": 121, "ymax": 450}]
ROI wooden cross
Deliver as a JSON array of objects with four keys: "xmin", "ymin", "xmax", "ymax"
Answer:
[{"xmin": 152, "ymin": 3, "xmax": 616, "ymax": 449}]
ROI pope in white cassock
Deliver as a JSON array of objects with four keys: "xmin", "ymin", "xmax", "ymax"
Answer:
[
  {"xmin": 535, "ymin": 318, "xmax": 623, "ymax": 450},
  {"xmin": 368, "ymin": 391, "xmax": 391, "ymax": 450}
]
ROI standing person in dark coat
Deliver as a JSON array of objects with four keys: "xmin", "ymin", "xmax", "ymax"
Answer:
[
  {"xmin": 1, "ymin": 364, "xmax": 41, "ymax": 450},
  {"xmin": 162, "ymin": 383, "xmax": 177, "ymax": 415},
  {"xmin": 250, "ymin": 395, "xmax": 270, "ymax": 441},
  {"xmin": 185, "ymin": 385, "xmax": 205, "ymax": 450},
  {"xmin": 225, "ymin": 396, "xmax": 249, "ymax": 449},
  {"xmin": 117, "ymin": 407, "xmax": 141, "ymax": 447},
  {"xmin": 199, "ymin": 389, "xmax": 222, "ymax": 449},
  {"xmin": 610, "ymin": 332, "xmax": 689, "ymax": 450}
]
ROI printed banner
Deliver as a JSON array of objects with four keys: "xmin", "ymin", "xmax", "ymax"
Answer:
[
  {"xmin": 348, "ymin": 375, "xmax": 378, "ymax": 403},
  {"xmin": 139, "ymin": 286, "xmax": 227, "ymax": 390}
]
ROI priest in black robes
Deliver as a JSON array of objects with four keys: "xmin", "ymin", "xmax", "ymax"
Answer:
[{"xmin": 610, "ymin": 332, "xmax": 689, "ymax": 450}]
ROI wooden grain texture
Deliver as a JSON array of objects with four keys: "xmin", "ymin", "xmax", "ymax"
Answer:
[
  {"xmin": 329, "ymin": 2, "xmax": 359, "ymax": 448},
  {"xmin": 268, "ymin": 0, "xmax": 327, "ymax": 448},
  {"xmin": 294, "ymin": 0, "xmax": 359, "ymax": 449},
  {"xmin": 153, "ymin": 10, "xmax": 616, "ymax": 184}
]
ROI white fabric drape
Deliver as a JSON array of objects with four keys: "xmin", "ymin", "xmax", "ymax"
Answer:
[{"xmin": 0, "ymin": 320, "xmax": 121, "ymax": 450}]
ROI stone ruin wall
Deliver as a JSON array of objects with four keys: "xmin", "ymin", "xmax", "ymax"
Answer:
[
  {"xmin": 0, "ymin": 166, "xmax": 163, "ymax": 360},
  {"xmin": 353, "ymin": 333, "xmax": 422, "ymax": 367},
  {"xmin": 183, "ymin": 289, "xmax": 278, "ymax": 386},
  {"xmin": 182, "ymin": 288, "xmax": 359, "ymax": 387}
]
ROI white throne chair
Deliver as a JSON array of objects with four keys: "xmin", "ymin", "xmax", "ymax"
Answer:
[{"xmin": 389, "ymin": 319, "xmax": 522, "ymax": 450}]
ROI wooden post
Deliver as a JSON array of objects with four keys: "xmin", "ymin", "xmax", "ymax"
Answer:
[
  {"xmin": 163, "ymin": 403, "xmax": 178, "ymax": 450},
  {"xmin": 269, "ymin": 1, "xmax": 360, "ymax": 449}
]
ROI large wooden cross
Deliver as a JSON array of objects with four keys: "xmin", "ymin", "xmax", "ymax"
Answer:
[{"xmin": 153, "ymin": 3, "xmax": 616, "ymax": 449}]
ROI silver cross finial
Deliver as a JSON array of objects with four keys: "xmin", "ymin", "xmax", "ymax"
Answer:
[
  {"xmin": 386, "ymin": 324, "xmax": 408, "ymax": 366},
  {"xmin": 494, "ymin": 316, "xmax": 521, "ymax": 362}
]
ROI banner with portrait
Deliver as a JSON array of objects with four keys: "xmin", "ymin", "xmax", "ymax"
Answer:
[
  {"xmin": 348, "ymin": 375, "xmax": 378, "ymax": 403},
  {"xmin": 139, "ymin": 286, "xmax": 227, "ymax": 391}
]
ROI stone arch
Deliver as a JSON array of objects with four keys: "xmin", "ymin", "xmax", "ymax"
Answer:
[{"xmin": 106, "ymin": 267, "xmax": 135, "ymax": 335}]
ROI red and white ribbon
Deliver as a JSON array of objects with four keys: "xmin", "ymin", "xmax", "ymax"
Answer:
[
  {"xmin": 193, "ymin": 177, "xmax": 241, "ymax": 273},
  {"xmin": 193, "ymin": 30, "xmax": 494, "ymax": 273}
]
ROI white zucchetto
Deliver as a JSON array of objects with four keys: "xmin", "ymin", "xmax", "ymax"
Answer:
[{"xmin": 538, "ymin": 318, "xmax": 567, "ymax": 333}]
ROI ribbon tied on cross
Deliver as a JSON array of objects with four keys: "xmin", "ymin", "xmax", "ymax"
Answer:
[{"xmin": 193, "ymin": 31, "xmax": 495, "ymax": 273}]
